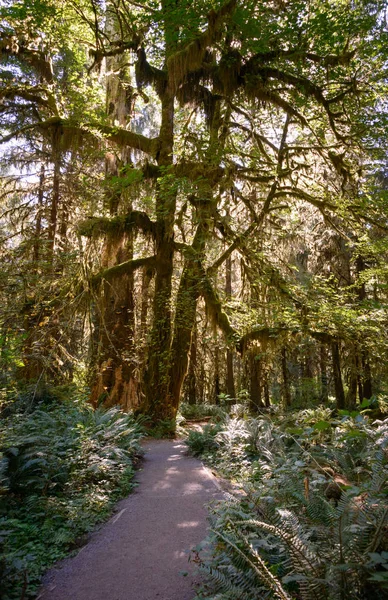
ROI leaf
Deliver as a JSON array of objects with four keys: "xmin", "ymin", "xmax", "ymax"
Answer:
[{"xmin": 313, "ymin": 421, "xmax": 331, "ymax": 431}]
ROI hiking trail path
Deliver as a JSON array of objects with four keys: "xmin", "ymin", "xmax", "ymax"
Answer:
[{"xmin": 38, "ymin": 438, "xmax": 224, "ymax": 600}]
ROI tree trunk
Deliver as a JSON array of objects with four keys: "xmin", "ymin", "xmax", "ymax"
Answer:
[
  {"xmin": 187, "ymin": 318, "xmax": 197, "ymax": 405},
  {"xmin": 47, "ymin": 127, "xmax": 61, "ymax": 263},
  {"xmin": 90, "ymin": 238, "xmax": 136, "ymax": 409},
  {"xmin": 249, "ymin": 349, "xmax": 263, "ymax": 413},
  {"xmin": 162, "ymin": 100, "xmax": 229, "ymax": 418},
  {"xmin": 139, "ymin": 263, "xmax": 154, "ymax": 365},
  {"xmin": 361, "ymin": 351, "xmax": 373, "ymax": 399},
  {"xmin": 214, "ymin": 333, "xmax": 221, "ymax": 404},
  {"xmin": 320, "ymin": 343, "xmax": 329, "ymax": 403},
  {"xmin": 263, "ymin": 370, "xmax": 270, "ymax": 407},
  {"xmin": 281, "ymin": 348, "xmax": 291, "ymax": 408},
  {"xmin": 346, "ymin": 348, "xmax": 358, "ymax": 408},
  {"xmin": 355, "ymin": 256, "xmax": 373, "ymax": 400},
  {"xmin": 21, "ymin": 162, "xmax": 46, "ymax": 381},
  {"xmin": 90, "ymin": 16, "xmax": 136, "ymax": 410},
  {"xmin": 332, "ymin": 341, "xmax": 345, "ymax": 410},
  {"xmin": 166, "ymin": 252, "xmax": 201, "ymax": 413},
  {"xmin": 143, "ymin": 91, "xmax": 176, "ymax": 422},
  {"xmin": 33, "ymin": 164, "xmax": 45, "ymax": 264},
  {"xmin": 225, "ymin": 256, "xmax": 236, "ymax": 398}
]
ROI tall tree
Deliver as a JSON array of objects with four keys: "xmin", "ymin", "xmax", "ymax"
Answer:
[{"xmin": 1, "ymin": 0, "xmax": 387, "ymax": 424}]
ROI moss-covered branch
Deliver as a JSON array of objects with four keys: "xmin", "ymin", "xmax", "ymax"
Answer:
[
  {"xmin": 0, "ymin": 35, "xmax": 54, "ymax": 82},
  {"xmin": 239, "ymin": 327, "xmax": 297, "ymax": 353},
  {"xmin": 251, "ymin": 49, "xmax": 356, "ymax": 68},
  {"xmin": 79, "ymin": 212, "xmax": 157, "ymax": 239},
  {"xmin": 166, "ymin": 0, "xmax": 236, "ymax": 93},
  {"xmin": 91, "ymin": 256, "xmax": 156, "ymax": 286},
  {"xmin": 199, "ymin": 267, "xmax": 238, "ymax": 344},
  {"xmin": 0, "ymin": 117, "xmax": 158, "ymax": 156},
  {"xmin": 0, "ymin": 85, "xmax": 58, "ymax": 113},
  {"xmin": 239, "ymin": 327, "xmax": 337, "ymax": 354}
]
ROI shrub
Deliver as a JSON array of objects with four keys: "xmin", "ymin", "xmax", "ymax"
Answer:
[
  {"xmin": 190, "ymin": 413, "xmax": 388, "ymax": 599},
  {"xmin": 0, "ymin": 399, "xmax": 143, "ymax": 599}
]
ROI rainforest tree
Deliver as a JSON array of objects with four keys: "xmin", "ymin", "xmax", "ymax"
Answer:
[{"xmin": 1, "ymin": 0, "xmax": 387, "ymax": 424}]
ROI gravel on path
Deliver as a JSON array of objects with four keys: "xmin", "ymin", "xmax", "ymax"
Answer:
[{"xmin": 37, "ymin": 439, "xmax": 223, "ymax": 600}]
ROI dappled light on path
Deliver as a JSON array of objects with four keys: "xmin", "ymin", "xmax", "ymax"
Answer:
[{"xmin": 38, "ymin": 439, "xmax": 223, "ymax": 600}]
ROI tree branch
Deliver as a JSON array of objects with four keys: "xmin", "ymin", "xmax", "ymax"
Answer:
[
  {"xmin": 0, "ymin": 36, "xmax": 54, "ymax": 82},
  {"xmin": 166, "ymin": 0, "xmax": 236, "ymax": 93},
  {"xmin": 79, "ymin": 211, "xmax": 157, "ymax": 238},
  {"xmin": 199, "ymin": 266, "xmax": 238, "ymax": 343},
  {"xmin": 91, "ymin": 255, "xmax": 156, "ymax": 285},
  {"xmin": 0, "ymin": 117, "xmax": 158, "ymax": 156}
]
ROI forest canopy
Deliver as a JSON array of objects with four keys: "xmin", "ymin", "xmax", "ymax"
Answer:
[{"xmin": 0, "ymin": 0, "xmax": 388, "ymax": 425}]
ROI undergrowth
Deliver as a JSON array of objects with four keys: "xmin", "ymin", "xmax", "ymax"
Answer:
[
  {"xmin": 187, "ymin": 406, "xmax": 388, "ymax": 600},
  {"xmin": 0, "ymin": 395, "xmax": 143, "ymax": 599}
]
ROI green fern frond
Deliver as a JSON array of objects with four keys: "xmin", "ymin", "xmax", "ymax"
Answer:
[
  {"xmin": 210, "ymin": 528, "xmax": 293, "ymax": 600},
  {"xmin": 236, "ymin": 517, "xmax": 322, "ymax": 577}
]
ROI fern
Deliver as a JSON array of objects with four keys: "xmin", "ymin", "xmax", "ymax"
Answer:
[
  {"xmin": 0, "ymin": 399, "xmax": 143, "ymax": 599},
  {"xmin": 211, "ymin": 528, "xmax": 292, "ymax": 600},
  {"xmin": 192, "ymin": 414, "xmax": 388, "ymax": 600}
]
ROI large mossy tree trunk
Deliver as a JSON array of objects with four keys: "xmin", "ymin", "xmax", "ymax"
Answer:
[
  {"xmin": 225, "ymin": 256, "xmax": 236, "ymax": 399},
  {"xmin": 142, "ymin": 87, "xmax": 177, "ymax": 421},
  {"xmin": 90, "ymin": 238, "xmax": 136, "ymax": 409},
  {"xmin": 186, "ymin": 318, "xmax": 197, "ymax": 405},
  {"xmin": 90, "ymin": 14, "xmax": 137, "ymax": 410},
  {"xmin": 166, "ymin": 214, "xmax": 211, "ymax": 415},
  {"xmin": 162, "ymin": 100, "xmax": 229, "ymax": 417}
]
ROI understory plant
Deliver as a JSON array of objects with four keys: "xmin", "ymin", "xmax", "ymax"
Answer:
[
  {"xmin": 189, "ymin": 409, "xmax": 388, "ymax": 599},
  {"xmin": 0, "ymin": 396, "xmax": 143, "ymax": 599}
]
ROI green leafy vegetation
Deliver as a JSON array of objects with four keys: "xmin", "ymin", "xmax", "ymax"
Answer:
[
  {"xmin": 1, "ymin": 0, "xmax": 388, "ymax": 594},
  {"xmin": 187, "ymin": 405, "xmax": 388, "ymax": 599},
  {"xmin": 0, "ymin": 394, "xmax": 143, "ymax": 599}
]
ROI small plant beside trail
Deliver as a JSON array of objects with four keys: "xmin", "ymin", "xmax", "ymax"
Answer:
[
  {"xmin": 0, "ymin": 395, "xmax": 143, "ymax": 599},
  {"xmin": 187, "ymin": 406, "xmax": 388, "ymax": 600}
]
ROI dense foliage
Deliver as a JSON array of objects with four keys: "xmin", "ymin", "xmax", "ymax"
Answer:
[
  {"xmin": 186, "ymin": 405, "xmax": 388, "ymax": 599},
  {"xmin": 1, "ymin": 0, "xmax": 388, "ymax": 594},
  {"xmin": 0, "ymin": 394, "xmax": 143, "ymax": 599},
  {"xmin": 1, "ymin": 0, "xmax": 388, "ymax": 425}
]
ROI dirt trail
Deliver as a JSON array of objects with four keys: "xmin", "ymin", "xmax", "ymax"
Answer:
[{"xmin": 38, "ymin": 439, "xmax": 223, "ymax": 600}]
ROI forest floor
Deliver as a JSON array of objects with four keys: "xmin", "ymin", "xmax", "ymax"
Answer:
[{"xmin": 37, "ymin": 438, "xmax": 224, "ymax": 600}]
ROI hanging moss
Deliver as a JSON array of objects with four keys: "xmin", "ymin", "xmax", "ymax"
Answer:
[
  {"xmin": 135, "ymin": 47, "xmax": 167, "ymax": 98},
  {"xmin": 78, "ymin": 211, "xmax": 157, "ymax": 239},
  {"xmin": 166, "ymin": 0, "xmax": 236, "ymax": 94},
  {"xmin": 200, "ymin": 269, "xmax": 237, "ymax": 344},
  {"xmin": 213, "ymin": 49, "xmax": 241, "ymax": 96}
]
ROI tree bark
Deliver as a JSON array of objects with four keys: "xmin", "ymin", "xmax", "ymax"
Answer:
[
  {"xmin": 332, "ymin": 341, "xmax": 345, "ymax": 410},
  {"xmin": 90, "ymin": 13, "xmax": 137, "ymax": 410},
  {"xmin": 187, "ymin": 318, "xmax": 197, "ymax": 405},
  {"xmin": 346, "ymin": 347, "xmax": 358, "ymax": 408},
  {"xmin": 214, "ymin": 332, "xmax": 221, "ymax": 404},
  {"xmin": 142, "ymin": 88, "xmax": 177, "ymax": 421},
  {"xmin": 249, "ymin": 349, "xmax": 263, "ymax": 413},
  {"xmin": 225, "ymin": 256, "xmax": 236, "ymax": 398},
  {"xmin": 263, "ymin": 370, "xmax": 270, "ymax": 407},
  {"xmin": 281, "ymin": 348, "xmax": 291, "ymax": 408},
  {"xmin": 320, "ymin": 343, "xmax": 329, "ymax": 403},
  {"xmin": 361, "ymin": 351, "xmax": 373, "ymax": 399}
]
